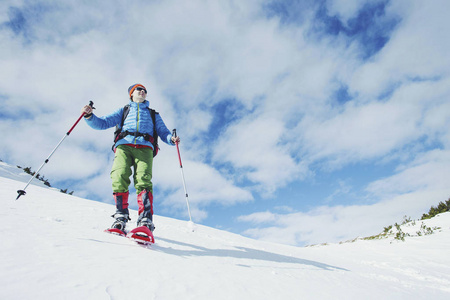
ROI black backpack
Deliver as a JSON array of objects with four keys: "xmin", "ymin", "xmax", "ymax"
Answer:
[{"xmin": 112, "ymin": 104, "xmax": 159, "ymax": 157}]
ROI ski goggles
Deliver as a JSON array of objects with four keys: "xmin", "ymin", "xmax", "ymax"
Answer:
[{"xmin": 135, "ymin": 87, "xmax": 147, "ymax": 93}]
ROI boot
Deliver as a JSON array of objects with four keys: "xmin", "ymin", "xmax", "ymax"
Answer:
[
  {"xmin": 111, "ymin": 213, "xmax": 129, "ymax": 231},
  {"xmin": 137, "ymin": 217, "xmax": 155, "ymax": 232}
]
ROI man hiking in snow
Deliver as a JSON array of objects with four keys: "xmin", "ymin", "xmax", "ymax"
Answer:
[{"xmin": 81, "ymin": 83, "xmax": 179, "ymax": 233}]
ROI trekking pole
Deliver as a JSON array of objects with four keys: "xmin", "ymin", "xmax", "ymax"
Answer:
[
  {"xmin": 172, "ymin": 129, "xmax": 193, "ymax": 223},
  {"xmin": 16, "ymin": 101, "xmax": 95, "ymax": 200}
]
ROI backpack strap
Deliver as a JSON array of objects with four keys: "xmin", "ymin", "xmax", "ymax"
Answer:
[
  {"xmin": 120, "ymin": 105, "xmax": 131, "ymax": 130},
  {"xmin": 112, "ymin": 105, "xmax": 130, "ymax": 149},
  {"xmin": 149, "ymin": 108, "xmax": 159, "ymax": 157}
]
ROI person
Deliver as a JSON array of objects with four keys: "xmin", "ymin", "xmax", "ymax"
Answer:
[{"xmin": 81, "ymin": 83, "xmax": 180, "ymax": 232}]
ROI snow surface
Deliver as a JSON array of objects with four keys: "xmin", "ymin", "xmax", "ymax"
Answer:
[{"xmin": 1, "ymin": 162, "xmax": 450, "ymax": 299}]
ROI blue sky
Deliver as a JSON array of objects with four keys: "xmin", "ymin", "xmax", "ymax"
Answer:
[{"xmin": 1, "ymin": 0, "xmax": 450, "ymax": 246}]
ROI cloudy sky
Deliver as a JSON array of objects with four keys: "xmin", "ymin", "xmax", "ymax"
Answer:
[{"xmin": 1, "ymin": 0, "xmax": 449, "ymax": 246}]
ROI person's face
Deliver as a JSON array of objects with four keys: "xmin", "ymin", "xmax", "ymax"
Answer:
[{"xmin": 132, "ymin": 87, "xmax": 147, "ymax": 103}]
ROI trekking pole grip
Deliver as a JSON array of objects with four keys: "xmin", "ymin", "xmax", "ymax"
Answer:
[{"xmin": 89, "ymin": 100, "xmax": 95, "ymax": 108}]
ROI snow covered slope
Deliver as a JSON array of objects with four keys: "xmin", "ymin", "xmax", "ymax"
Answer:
[{"xmin": 1, "ymin": 164, "xmax": 450, "ymax": 299}]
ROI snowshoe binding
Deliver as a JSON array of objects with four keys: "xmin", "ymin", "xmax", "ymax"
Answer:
[
  {"xmin": 137, "ymin": 217, "xmax": 155, "ymax": 232},
  {"xmin": 105, "ymin": 213, "xmax": 129, "ymax": 236}
]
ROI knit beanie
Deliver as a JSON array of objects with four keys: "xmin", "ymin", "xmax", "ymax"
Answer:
[{"xmin": 128, "ymin": 83, "xmax": 146, "ymax": 98}]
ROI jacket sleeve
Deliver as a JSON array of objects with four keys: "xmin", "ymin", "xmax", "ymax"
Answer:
[
  {"xmin": 85, "ymin": 107, "xmax": 123, "ymax": 130},
  {"xmin": 155, "ymin": 113, "xmax": 174, "ymax": 146}
]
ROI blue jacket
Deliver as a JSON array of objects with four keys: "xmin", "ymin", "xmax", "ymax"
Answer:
[{"xmin": 85, "ymin": 100, "xmax": 174, "ymax": 150}]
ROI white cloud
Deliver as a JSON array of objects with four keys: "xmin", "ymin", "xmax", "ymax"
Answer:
[
  {"xmin": 239, "ymin": 148, "xmax": 450, "ymax": 246},
  {"xmin": 213, "ymin": 114, "xmax": 308, "ymax": 194},
  {"xmin": 295, "ymin": 75, "xmax": 450, "ymax": 171},
  {"xmin": 240, "ymin": 188, "xmax": 450, "ymax": 246},
  {"xmin": 156, "ymin": 157, "xmax": 254, "ymax": 221},
  {"xmin": 237, "ymin": 211, "xmax": 277, "ymax": 224},
  {"xmin": 350, "ymin": 1, "xmax": 450, "ymax": 99},
  {"xmin": 366, "ymin": 149, "xmax": 450, "ymax": 197}
]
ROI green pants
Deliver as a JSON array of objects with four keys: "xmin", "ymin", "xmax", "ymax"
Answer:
[{"xmin": 111, "ymin": 145, "xmax": 153, "ymax": 194}]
